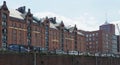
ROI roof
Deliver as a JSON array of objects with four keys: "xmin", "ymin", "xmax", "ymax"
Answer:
[
  {"xmin": 54, "ymin": 23, "xmax": 60, "ymax": 27},
  {"xmin": 9, "ymin": 9, "xmax": 24, "ymax": 19},
  {"xmin": 77, "ymin": 31, "xmax": 84, "ymax": 36},
  {"xmin": 0, "ymin": 4, "xmax": 25, "ymax": 19},
  {"xmin": 33, "ymin": 20, "xmax": 37, "ymax": 23},
  {"xmin": 0, "ymin": 6, "xmax": 83, "ymax": 35},
  {"xmin": 69, "ymin": 27, "xmax": 74, "ymax": 32},
  {"xmin": 0, "ymin": 5, "xmax": 25, "ymax": 20},
  {"xmin": 50, "ymin": 22, "xmax": 57, "ymax": 29}
]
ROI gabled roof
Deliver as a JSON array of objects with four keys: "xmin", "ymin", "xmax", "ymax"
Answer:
[
  {"xmin": 77, "ymin": 31, "xmax": 84, "ymax": 36},
  {"xmin": 0, "ymin": 4, "xmax": 25, "ymax": 20},
  {"xmin": 49, "ymin": 19, "xmax": 61, "ymax": 29}
]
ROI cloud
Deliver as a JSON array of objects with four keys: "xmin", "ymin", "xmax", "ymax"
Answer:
[
  {"xmin": 34, "ymin": 12, "xmax": 120, "ymax": 35},
  {"xmin": 118, "ymin": 10, "xmax": 120, "ymax": 15},
  {"xmin": 34, "ymin": 12, "xmax": 102, "ymax": 31}
]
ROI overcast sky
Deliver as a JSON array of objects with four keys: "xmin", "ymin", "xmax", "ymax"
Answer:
[{"xmin": 1, "ymin": 0, "xmax": 120, "ymax": 34}]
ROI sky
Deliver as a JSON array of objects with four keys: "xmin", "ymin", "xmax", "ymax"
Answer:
[{"xmin": 1, "ymin": 0, "xmax": 120, "ymax": 34}]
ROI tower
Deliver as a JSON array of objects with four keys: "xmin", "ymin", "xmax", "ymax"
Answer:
[{"xmin": 99, "ymin": 21, "xmax": 115, "ymax": 35}]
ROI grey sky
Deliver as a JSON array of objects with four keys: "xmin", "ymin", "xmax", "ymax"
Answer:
[{"xmin": 0, "ymin": 0, "xmax": 120, "ymax": 20}]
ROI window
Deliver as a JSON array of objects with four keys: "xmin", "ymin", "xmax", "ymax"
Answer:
[
  {"xmin": 89, "ymin": 38, "xmax": 91, "ymax": 41},
  {"xmin": 28, "ymin": 39, "xmax": 31, "ymax": 45},
  {"xmin": 96, "ymin": 33, "xmax": 98, "ymax": 36},
  {"xmin": 60, "ymin": 29, "xmax": 64, "ymax": 51},
  {"xmin": 27, "ymin": 27, "xmax": 31, "ymax": 32},
  {"xmin": 93, "ymin": 37, "xmax": 95, "ymax": 41},
  {"xmin": 2, "ymin": 13, "xmax": 7, "ymax": 27},
  {"xmin": 96, "ymin": 41, "xmax": 98, "ymax": 44},
  {"xmin": 19, "ymin": 31, "xmax": 23, "ymax": 44},
  {"xmin": 89, "ymin": 42, "xmax": 92, "ymax": 45},
  {"xmin": 27, "ymin": 33, "xmax": 31, "ymax": 39},
  {"xmin": 86, "ymin": 39, "xmax": 88, "ymax": 41},
  {"xmin": 27, "ymin": 20, "xmax": 31, "ymax": 25},
  {"xmin": 89, "ymin": 46, "xmax": 92, "ymax": 48},
  {"xmin": 2, "ymin": 21, "xmax": 6, "ymax": 27},
  {"xmin": 92, "ymin": 33, "xmax": 95, "ymax": 36},
  {"xmin": 2, "ymin": 35, "xmax": 7, "ymax": 41},
  {"xmin": 2, "ymin": 13, "xmax": 7, "ymax": 20},
  {"xmin": 12, "ymin": 29, "xmax": 17, "ymax": 44},
  {"xmin": 14, "ymin": 23, "xmax": 16, "ymax": 27},
  {"xmin": 2, "ymin": 29, "xmax": 7, "ymax": 34},
  {"xmin": 45, "ymin": 25, "xmax": 49, "ymax": 50},
  {"xmin": 2, "ymin": 13, "xmax": 7, "ymax": 49},
  {"xmin": 86, "ymin": 34, "xmax": 88, "ymax": 37},
  {"xmin": 89, "ymin": 34, "xmax": 92, "ymax": 37},
  {"xmin": 27, "ymin": 20, "xmax": 32, "ymax": 46}
]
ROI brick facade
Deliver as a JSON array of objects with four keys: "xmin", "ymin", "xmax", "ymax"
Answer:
[
  {"xmin": 0, "ymin": 1, "xmax": 119, "ymax": 54},
  {"xmin": 0, "ymin": 1, "xmax": 85, "ymax": 52}
]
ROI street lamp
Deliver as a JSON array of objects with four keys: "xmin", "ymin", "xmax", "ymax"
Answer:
[{"xmin": 34, "ymin": 49, "xmax": 37, "ymax": 65}]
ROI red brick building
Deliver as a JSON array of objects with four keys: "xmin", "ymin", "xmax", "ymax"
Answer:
[
  {"xmin": 99, "ymin": 22, "xmax": 115, "ymax": 35},
  {"xmin": 0, "ymin": 1, "xmax": 85, "ymax": 52},
  {"xmin": 0, "ymin": 1, "xmax": 119, "ymax": 55},
  {"xmin": 81, "ymin": 22, "xmax": 117, "ymax": 54},
  {"xmin": 82, "ymin": 30, "xmax": 113, "ymax": 54}
]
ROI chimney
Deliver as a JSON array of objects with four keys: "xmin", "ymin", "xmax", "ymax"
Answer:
[{"xmin": 53, "ymin": 17, "xmax": 56, "ymax": 22}]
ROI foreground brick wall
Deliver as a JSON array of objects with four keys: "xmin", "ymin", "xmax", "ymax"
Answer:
[{"xmin": 0, "ymin": 53, "xmax": 120, "ymax": 65}]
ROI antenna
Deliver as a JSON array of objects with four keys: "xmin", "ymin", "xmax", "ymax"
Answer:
[
  {"xmin": 105, "ymin": 12, "xmax": 107, "ymax": 21},
  {"xmin": 105, "ymin": 12, "xmax": 108, "ymax": 24}
]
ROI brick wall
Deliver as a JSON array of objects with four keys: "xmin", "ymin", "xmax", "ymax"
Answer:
[{"xmin": 0, "ymin": 53, "xmax": 120, "ymax": 65}]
